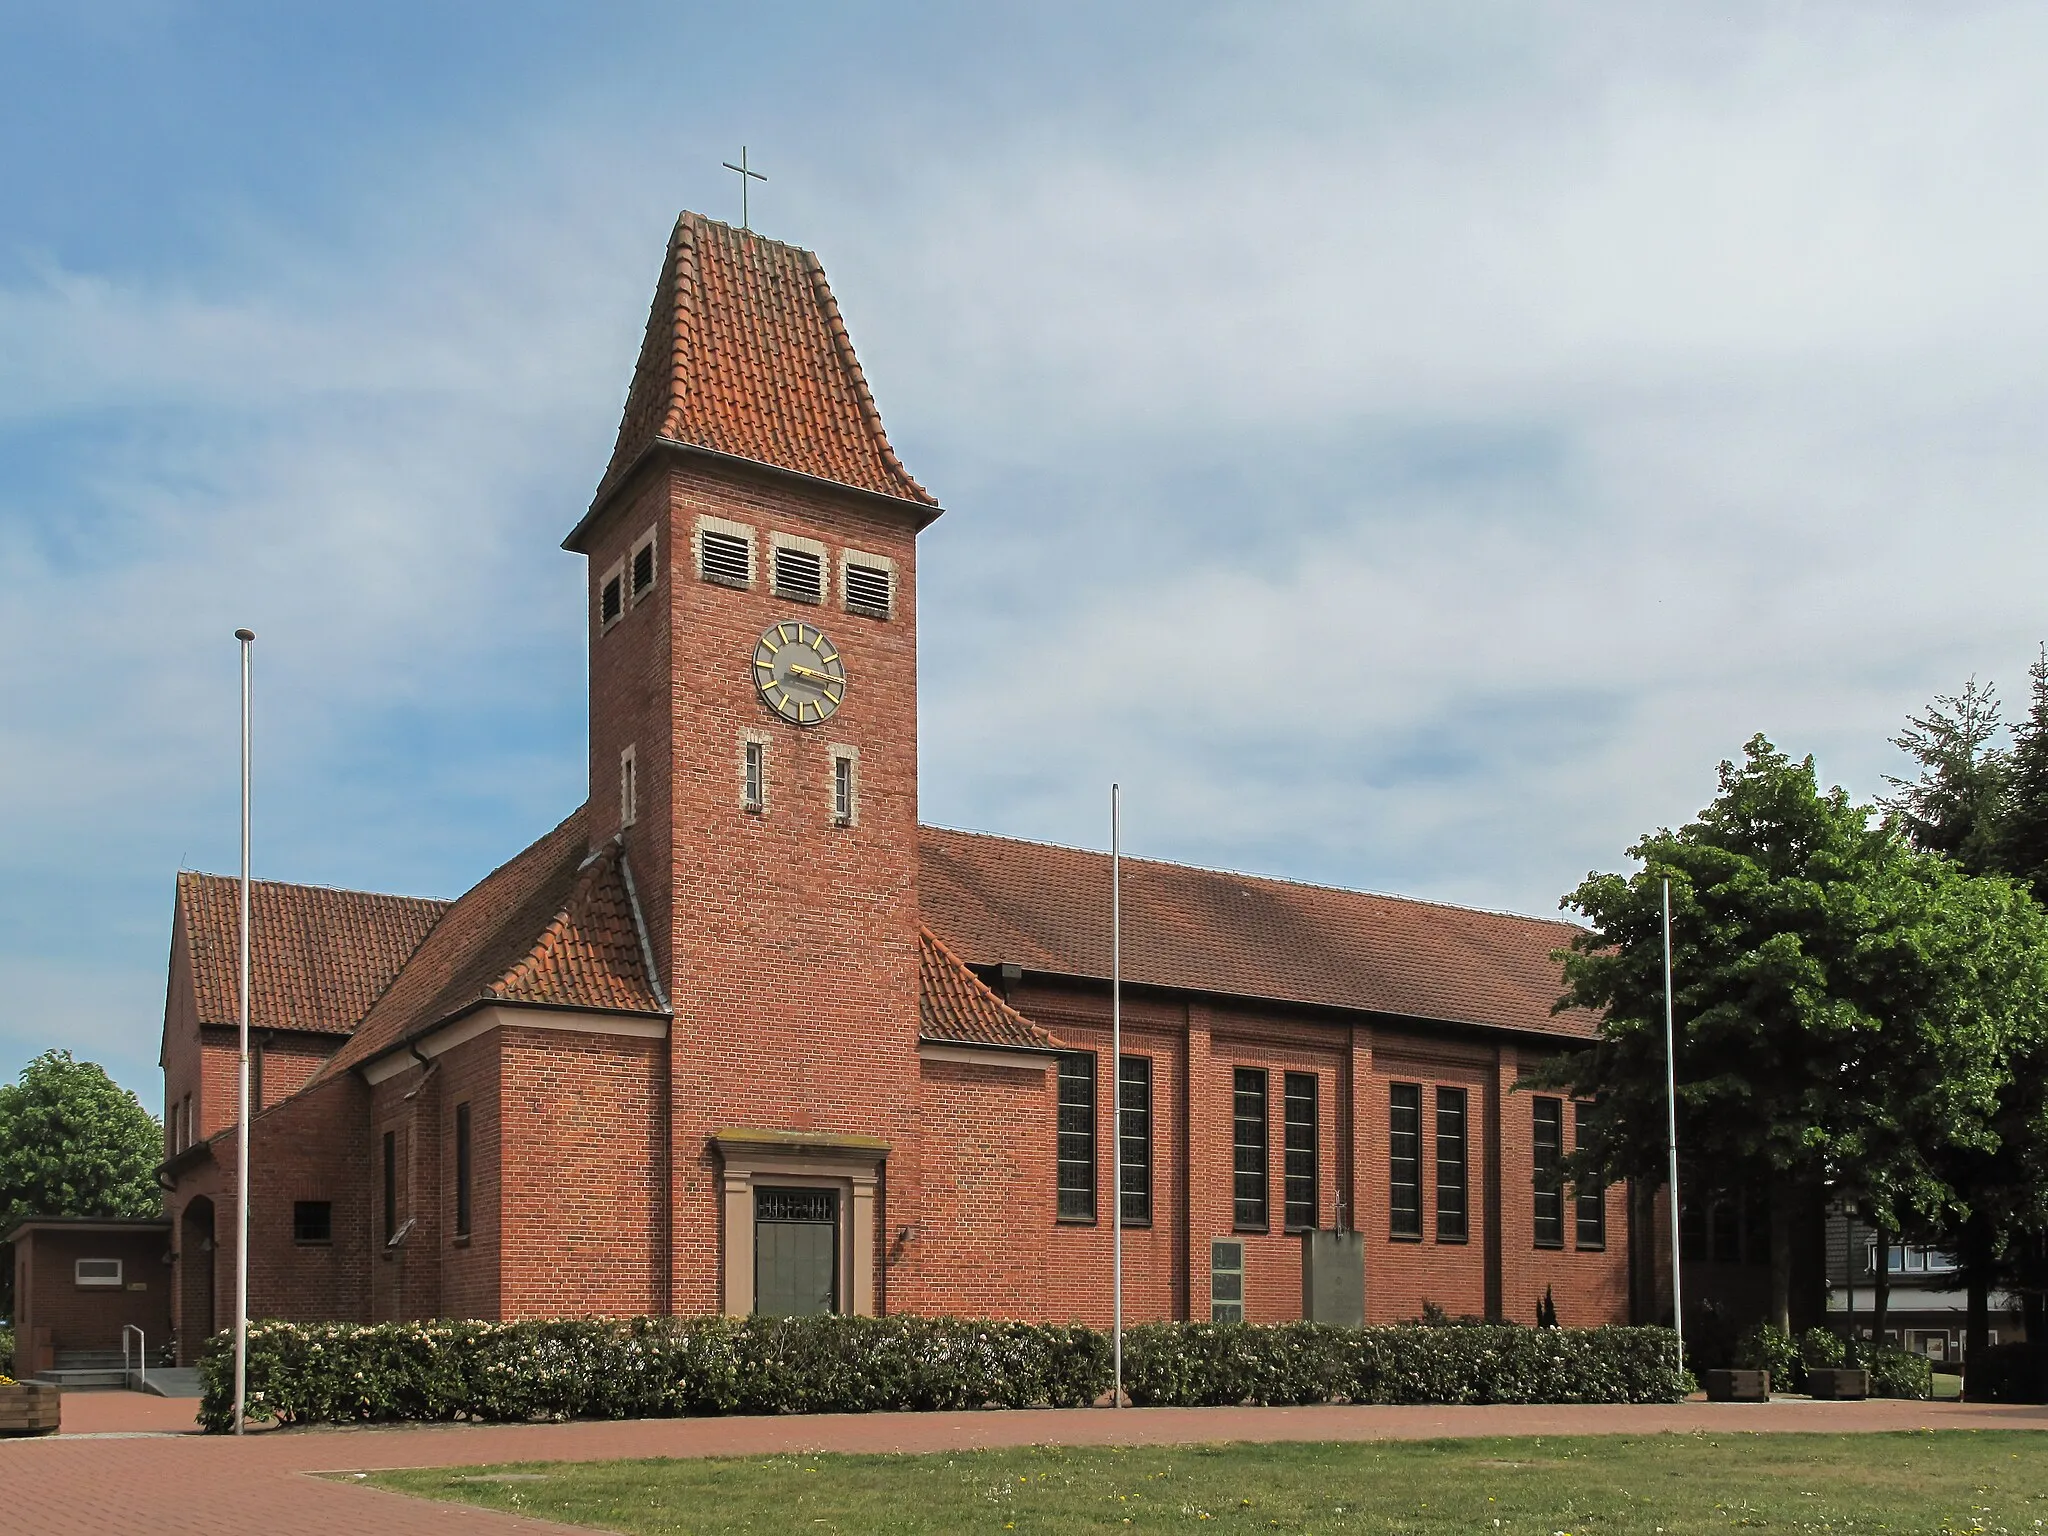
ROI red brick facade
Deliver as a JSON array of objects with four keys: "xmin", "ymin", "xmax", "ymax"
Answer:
[{"xmin": 150, "ymin": 210, "xmax": 1632, "ymax": 1360}]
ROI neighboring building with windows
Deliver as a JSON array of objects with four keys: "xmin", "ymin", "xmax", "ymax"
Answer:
[
  {"xmin": 1821, "ymin": 1210, "xmax": 2026, "ymax": 1363},
  {"xmin": 143, "ymin": 212, "xmax": 1631, "ymax": 1361}
]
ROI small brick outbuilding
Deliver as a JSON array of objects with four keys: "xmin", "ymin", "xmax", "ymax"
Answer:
[{"xmin": 6, "ymin": 1217, "xmax": 172, "ymax": 1375}]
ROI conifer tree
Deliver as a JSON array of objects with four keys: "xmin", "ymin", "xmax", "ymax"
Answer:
[
  {"xmin": 1882, "ymin": 676, "xmax": 2007, "ymax": 873},
  {"xmin": 1995, "ymin": 645, "xmax": 2048, "ymax": 895}
]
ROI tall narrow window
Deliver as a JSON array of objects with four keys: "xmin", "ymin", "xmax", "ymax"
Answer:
[
  {"xmin": 1573, "ymin": 1102, "xmax": 1604, "ymax": 1250},
  {"xmin": 1435, "ymin": 1086, "xmax": 1468, "ymax": 1243},
  {"xmin": 1389, "ymin": 1083, "xmax": 1422, "ymax": 1238},
  {"xmin": 832, "ymin": 753, "xmax": 855, "ymax": 825},
  {"xmin": 1119, "ymin": 1056, "xmax": 1152, "ymax": 1226},
  {"xmin": 1532, "ymin": 1097, "xmax": 1565, "ymax": 1248},
  {"xmin": 251, "ymin": 1043, "xmax": 265, "ymax": 1115},
  {"xmin": 382, "ymin": 1129, "xmax": 397, "ymax": 1246},
  {"xmin": 454, "ymin": 1102, "xmax": 473, "ymax": 1240},
  {"xmin": 1232, "ymin": 1068, "xmax": 1268, "ymax": 1231},
  {"xmin": 619, "ymin": 745, "xmax": 638, "ymax": 827},
  {"xmin": 183, "ymin": 1094, "xmax": 192, "ymax": 1150},
  {"xmin": 1284, "ymin": 1072, "xmax": 1318, "ymax": 1232},
  {"xmin": 630, "ymin": 529, "xmax": 657, "ymax": 599},
  {"xmin": 1210, "ymin": 1239, "xmax": 1245, "ymax": 1323},
  {"xmin": 743, "ymin": 740, "xmax": 765, "ymax": 812},
  {"xmin": 1056, "ymin": 1054, "xmax": 1096, "ymax": 1223}
]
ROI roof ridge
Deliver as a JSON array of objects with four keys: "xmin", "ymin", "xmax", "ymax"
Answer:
[
  {"xmin": 174, "ymin": 870, "xmax": 452, "ymax": 909},
  {"xmin": 919, "ymin": 823, "xmax": 1582, "ymax": 932},
  {"xmin": 919, "ymin": 925, "xmax": 1052, "ymax": 1045}
]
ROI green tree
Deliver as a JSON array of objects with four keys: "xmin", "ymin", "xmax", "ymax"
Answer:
[
  {"xmin": 1543, "ymin": 735, "xmax": 2048, "ymax": 1331},
  {"xmin": 1881, "ymin": 676, "xmax": 2007, "ymax": 873},
  {"xmin": 0, "ymin": 1051, "xmax": 162, "ymax": 1312},
  {"xmin": 1994, "ymin": 646, "xmax": 2048, "ymax": 895}
]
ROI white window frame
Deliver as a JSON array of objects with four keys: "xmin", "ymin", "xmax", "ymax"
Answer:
[
  {"xmin": 769, "ymin": 532, "xmax": 829, "ymax": 605},
  {"xmin": 828, "ymin": 744, "xmax": 859, "ymax": 826},
  {"xmin": 695, "ymin": 514, "xmax": 758, "ymax": 591},
  {"xmin": 619, "ymin": 744, "xmax": 638, "ymax": 828},
  {"xmin": 75, "ymin": 1257, "xmax": 122, "ymax": 1288},
  {"xmin": 840, "ymin": 549, "xmax": 896, "ymax": 619},
  {"xmin": 740, "ymin": 730, "xmax": 769, "ymax": 813},
  {"xmin": 629, "ymin": 525, "xmax": 660, "ymax": 605}
]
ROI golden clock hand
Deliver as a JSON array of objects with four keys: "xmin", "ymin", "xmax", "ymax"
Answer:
[{"xmin": 785, "ymin": 663, "xmax": 844, "ymax": 686}]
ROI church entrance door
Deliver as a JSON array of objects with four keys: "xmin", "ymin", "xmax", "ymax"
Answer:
[{"xmin": 754, "ymin": 1187, "xmax": 839, "ymax": 1316}]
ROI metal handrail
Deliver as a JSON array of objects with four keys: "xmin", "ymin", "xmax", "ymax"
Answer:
[{"xmin": 121, "ymin": 1324, "xmax": 146, "ymax": 1394}]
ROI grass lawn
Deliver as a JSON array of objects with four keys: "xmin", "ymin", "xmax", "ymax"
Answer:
[{"xmin": 364, "ymin": 1430, "xmax": 2048, "ymax": 1534}]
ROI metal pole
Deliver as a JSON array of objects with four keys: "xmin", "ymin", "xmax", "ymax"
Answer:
[
  {"xmin": 234, "ymin": 627, "xmax": 254, "ymax": 1435},
  {"xmin": 1663, "ymin": 878, "xmax": 1684, "ymax": 1373},
  {"xmin": 1111, "ymin": 783, "xmax": 1122, "ymax": 1408}
]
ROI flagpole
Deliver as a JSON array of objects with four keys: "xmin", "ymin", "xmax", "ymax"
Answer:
[
  {"xmin": 1111, "ymin": 783, "xmax": 1123, "ymax": 1409},
  {"xmin": 1663, "ymin": 877, "xmax": 1684, "ymax": 1374},
  {"xmin": 234, "ymin": 627, "xmax": 254, "ymax": 1435}
]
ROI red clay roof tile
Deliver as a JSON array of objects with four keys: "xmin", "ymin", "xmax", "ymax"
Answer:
[
  {"xmin": 918, "ymin": 927, "xmax": 1061, "ymax": 1051},
  {"xmin": 174, "ymin": 873, "xmax": 446, "ymax": 1037},
  {"xmin": 917, "ymin": 826, "xmax": 1594, "ymax": 1041},
  {"xmin": 587, "ymin": 211, "xmax": 935, "ymax": 520},
  {"xmin": 315, "ymin": 807, "xmax": 665, "ymax": 1080}
]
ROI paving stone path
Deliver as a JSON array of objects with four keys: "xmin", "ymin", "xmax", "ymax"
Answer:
[{"xmin": 11, "ymin": 1392, "xmax": 2046, "ymax": 1534}]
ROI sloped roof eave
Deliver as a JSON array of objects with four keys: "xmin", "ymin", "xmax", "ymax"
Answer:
[
  {"xmin": 565, "ymin": 436, "xmax": 944, "ymax": 553},
  {"xmin": 967, "ymin": 959, "xmax": 1597, "ymax": 1045},
  {"xmin": 346, "ymin": 994, "xmax": 673, "ymax": 1080}
]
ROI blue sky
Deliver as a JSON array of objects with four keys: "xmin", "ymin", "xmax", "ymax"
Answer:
[{"xmin": 7, "ymin": 1, "xmax": 2048, "ymax": 1103}]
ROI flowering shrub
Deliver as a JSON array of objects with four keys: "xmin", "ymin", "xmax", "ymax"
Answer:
[
  {"xmin": 1120, "ymin": 1323, "xmax": 1684, "ymax": 1407},
  {"xmin": 198, "ymin": 1315, "xmax": 1682, "ymax": 1432}
]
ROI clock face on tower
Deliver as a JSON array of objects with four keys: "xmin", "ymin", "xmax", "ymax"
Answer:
[{"xmin": 753, "ymin": 620, "xmax": 846, "ymax": 726}]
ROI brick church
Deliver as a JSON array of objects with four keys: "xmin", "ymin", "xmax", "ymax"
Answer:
[{"xmin": 146, "ymin": 212, "xmax": 1632, "ymax": 1362}]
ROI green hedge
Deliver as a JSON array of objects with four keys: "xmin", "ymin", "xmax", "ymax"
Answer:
[{"xmin": 198, "ymin": 1316, "xmax": 1683, "ymax": 1432}]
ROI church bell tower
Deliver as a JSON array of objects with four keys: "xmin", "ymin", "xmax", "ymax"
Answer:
[{"xmin": 563, "ymin": 212, "xmax": 942, "ymax": 1317}]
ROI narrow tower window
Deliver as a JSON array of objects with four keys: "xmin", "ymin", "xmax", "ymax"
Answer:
[
  {"xmin": 742, "ymin": 739, "xmax": 765, "ymax": 812},
  {"xmin": 382, "ymin": 1129, "xmax": 397, "ymax": 1246},
  {"xmin": 630, "ymin": 528, "xmax": 657, "ymax": 599},
  {"xmin": 830, "ymin": 751, "xmax": 856, "ymax": 825},
  {"xmin": 600, "ymin": 563, "xmax": 624, "ymax": 627},
  {"xmin": 619, "ymin": 744, "xmax": 637, "ymax": 828}
]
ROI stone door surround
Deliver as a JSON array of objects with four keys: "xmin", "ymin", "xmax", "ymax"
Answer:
[{"xmin": 711, "ymin": 1129, "xmax": 887, "ymax": 1318}]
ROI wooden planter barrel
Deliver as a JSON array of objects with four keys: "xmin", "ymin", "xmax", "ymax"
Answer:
[
  {"xmin": 0, "ymin": 1382, "xmax": 61, "ymax": 1436},
  {"xmin": 1805, "ymin": 1367, "xmax": 1870, "ymax": 1400},
  {"xmin": 1702, "ymin": 1368, "xmax": 1770, "ymax": 1402}
]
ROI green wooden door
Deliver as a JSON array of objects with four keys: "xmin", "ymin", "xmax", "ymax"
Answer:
[{"xmin": 755, "ymin": 1187, "xmax": 839, "ymax": 1316}]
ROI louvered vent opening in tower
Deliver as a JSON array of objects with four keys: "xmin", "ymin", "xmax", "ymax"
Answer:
[
  {"xmin": 700, "ymin": 530, "xmax": 752, "ymax": 588},
  {"xmin": 845, "ymin": 561, "xmax": 892, "ymax": 618},
  {"xmin": 773, "ymin": 546, "xmax": 824, "ymax": 604}
]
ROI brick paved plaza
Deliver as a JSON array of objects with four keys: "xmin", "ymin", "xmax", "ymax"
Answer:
[{"xmin": 5, "ymin": 1394, "xmax": 2042, "ymax": 1535}]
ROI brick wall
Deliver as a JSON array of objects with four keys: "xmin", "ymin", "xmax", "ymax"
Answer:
[
  {"xmin": 15, "ymin": 1227, "xmax": 172, "ymax": 1357},
  {"xmin": 582, "ymin": 453, "xmax": 928, "ymax": 1318},
  {"xmin": 896, "ymin": 1055, "xmax": 1054, "ymax": 1318},
  {"xmin": 497, "ymin": 1025, "xmax": 667, "ymax": 1319},
  {"xmin": 985, "ymin": 976, "xmax": 1631, "ymax": 1329}
]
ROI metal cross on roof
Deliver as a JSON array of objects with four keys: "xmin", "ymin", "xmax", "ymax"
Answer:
[{"xmin": 722, "ymin": 146, "xmax": 767, "ymax": 231}]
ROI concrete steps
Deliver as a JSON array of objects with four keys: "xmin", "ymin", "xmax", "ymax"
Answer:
[{"xmin": 141, "ymin": 1367, "xmax": 203, "ymax": 1398}]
